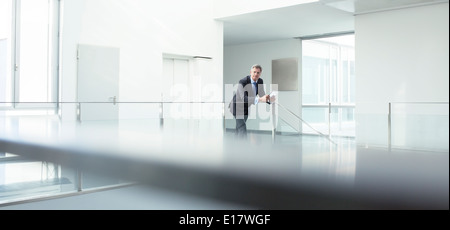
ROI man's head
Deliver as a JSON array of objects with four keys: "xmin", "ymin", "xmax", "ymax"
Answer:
[{"xmin": 250, "ymin": 64, "xmax": 262, "ymax": 82}]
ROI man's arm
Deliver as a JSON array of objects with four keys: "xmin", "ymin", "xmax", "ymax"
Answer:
[{"xmin": 256, "ymin": 79, "xmax": 270, "ymax": 104}]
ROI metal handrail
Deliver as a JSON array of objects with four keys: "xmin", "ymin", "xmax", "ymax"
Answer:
[
  {"xmin": 1, "ymin": 101, "xmax": 225, "ymax": 104},
  {"xmin": 302, "ymin": 104, "xmax": 355, "ymax": 108},
  {"xmin": 76, "ymin": 102, "xmax": 226, "ymax": 126},
  {"xmin": 274, "ymin": 102, "xmax": 337, "ymax": 145}
]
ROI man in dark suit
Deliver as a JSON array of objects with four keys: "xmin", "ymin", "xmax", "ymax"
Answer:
[{"xmin": 229, "ymin": 64, "xmax": 271, "ymax": 137}]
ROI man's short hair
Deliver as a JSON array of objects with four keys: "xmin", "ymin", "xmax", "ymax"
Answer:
[{"xmin": 251, "ymin": 64, "xmax": 262, "ymax": 72}]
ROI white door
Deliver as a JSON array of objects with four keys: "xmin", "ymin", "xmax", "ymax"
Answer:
[
  {"xmin": 162, "ymin": 58, "xmax": 190, "ymax": 102},
  {"xmin": 162, "ymin": 58, "xmax": 190, "ymax": 119},
  {"xmin": 77, "ymin": 44, "xmax": 120, "ymax": 121}
]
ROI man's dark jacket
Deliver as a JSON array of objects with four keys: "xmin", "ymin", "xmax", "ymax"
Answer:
[{"xmin": 229, "ymin": 76, "xmax": 266, "ymax": 118}]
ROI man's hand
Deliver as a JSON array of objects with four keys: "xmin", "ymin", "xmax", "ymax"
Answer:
[{"xmin": 259, "ymin": 95, "xmax": 270, "ymax": 103}]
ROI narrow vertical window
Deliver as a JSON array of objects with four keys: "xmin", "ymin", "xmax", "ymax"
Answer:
[
  {"xmin": 17, "ymin": 0, "xmax": 51, "ymax": 103},
  {"xmin": 0, "ymin": 0, "xmax": 13, "ymax": 108},
  {"xmin": 0, "ymin": 0, "xmax": 59, "ymax": 113},
  {"xmin": 302, "ymin": 34, "xmax": 355, "ymax": 137}
]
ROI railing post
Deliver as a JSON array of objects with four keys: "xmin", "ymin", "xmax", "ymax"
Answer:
[
  {"xmin": 271, "ymin": 103, "xmax": 276, "ymax": 143},
  {"xmin": 388, "ymin": 102, "xmax": 392, "ymax": 150},
  {"xmin": 328, "ymin": 103, "xmax": 331, "ymax": 139},
  {"xmin": 159, "ymin": 102, "xmax": 164, "ymax": 129},
  {"xmin": 222, "ymin": 103, "xmax": 226, "ymax": 133},
  {"xmin": 77, "ymin": 103, "xmax": 81, "ymax": 123},
  {"xmin": 77, "ymin": 169, "xmax": 82, "ymax": 192}
]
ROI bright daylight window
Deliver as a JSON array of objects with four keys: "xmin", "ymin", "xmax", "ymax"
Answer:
[
  {"xmin": 302, "ymin": 34, "xmax": 355, "ymax": 137},
  {"xmin": 0, "ymin": 0, "xmax": 60, "ymax": 115}
]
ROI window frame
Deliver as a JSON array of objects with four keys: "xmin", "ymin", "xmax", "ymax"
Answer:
[
  {"xmin": 0, "ymin": 0, "xmax": 61, "ymax": 114},
  {"xmin": 301, "ymin": 33, "xmax": 356, "ymax": 137}
]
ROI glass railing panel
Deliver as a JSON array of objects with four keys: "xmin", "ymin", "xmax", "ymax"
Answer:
[
  {"xmin": 300, "ymin": 105, "xmax": 355, "ymax": 137},
  {"xmin": 162, "ymin": 102, "xmax": 224, "ymax": 120},
  {"xmin": 330, "ymin": 106, "xmax": 355, "ymax": 137},
  {"xmin": 301, "ymin": 106, "xmax": 329, "ymax": 135},
  {"xmin": 276, "ymin": 116, "xmax": 299, "ymax": 135},
  {"xmin": 391, "ymin": 102, "xmax": 449, "ymax": 152},
  {"xmin": 0, "ymin": 157, "xmax": 78, "ymax": 204},
  {"xmin": 276, "ymin": 104, "xmax": 300, "ymax": 134}
]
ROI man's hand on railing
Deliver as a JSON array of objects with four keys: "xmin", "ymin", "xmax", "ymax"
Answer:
[
  {"xmin": 269, "ymin": 94, "xmax": 277, "ymax": 103},
  {"xmin": 258, "ymin": 94, "xmax": 277, "ymax": 104},
  {"xmin": 259, "ymin": 95, "xmax": 270, "ymax": 103}
]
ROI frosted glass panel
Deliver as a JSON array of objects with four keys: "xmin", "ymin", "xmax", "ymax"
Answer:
[
  {"xmin": 391, "ymin": 103, "xmax": 449, "ymax": 152},
  {"xmin": 302, "ymin": 107, "xmax": 328, "ymax": 135}
]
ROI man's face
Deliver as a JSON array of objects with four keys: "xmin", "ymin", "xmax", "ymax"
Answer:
[{"xmin": 250, "ymin": 67, "xmax": 262, "ymax": 82}]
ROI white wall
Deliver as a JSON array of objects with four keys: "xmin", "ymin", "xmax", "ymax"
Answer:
[
  {"xmin": 355, "ymin": 3, "xmax": 449, "ymax": 149},
  {"xmin": 224, "ymin": 39, "xmax": 302, "ymax": 132},
  {"xmin": 60, "ymin": 0, "xmax": 223, "ymax": 120}
]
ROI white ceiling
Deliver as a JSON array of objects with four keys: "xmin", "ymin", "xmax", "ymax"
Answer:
[{"xmin": 219, "ymin": 0, "xmax": 448, "ymax": 46}]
